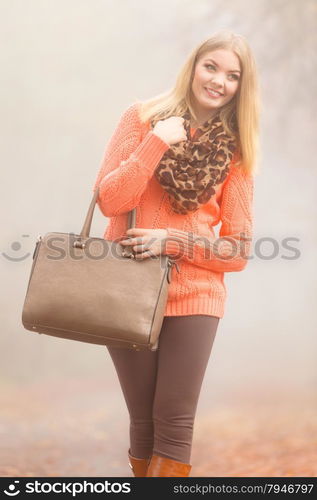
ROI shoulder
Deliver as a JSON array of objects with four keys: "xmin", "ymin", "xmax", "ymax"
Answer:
[
  {"xmin": 123, "ymin": 101, "xmax": 156, "ymax": 128},
  {"xmin": 116, "ymin": 101, "xmax": 153, "ymax": 138},
  {"xmin": 107, "ymin": 102, "xmax": 144, "ymax": 148},
  {"xmin": 228, "ymin": 151, "xmax": 254, "ymax": 183},
  {"xmin": 116, "ymin": 101, "xmax": 143, "ymax": 127},
  {"xmin": 224, "ymin": 159, "xmax": 254, "ymax": 202}
]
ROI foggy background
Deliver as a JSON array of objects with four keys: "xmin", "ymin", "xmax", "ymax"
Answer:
[{"xmin": 1, "ymin": 0, "xmax": 316, "ymax": 476}]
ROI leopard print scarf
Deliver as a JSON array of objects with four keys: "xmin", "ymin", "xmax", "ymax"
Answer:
[{"xmin": 151, "ymin": 108, "xmax": 237, "ymax": 215}]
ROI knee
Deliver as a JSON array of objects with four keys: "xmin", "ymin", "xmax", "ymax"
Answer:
[
  {"xmin": 152, "ymin": 398, "xmax": 195, "ymax": 429},
  {"xmin": 130, "ymin": 415, "xmax": 154, "ymax": 428}
]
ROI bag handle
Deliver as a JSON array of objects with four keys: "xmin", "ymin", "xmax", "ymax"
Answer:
[
  {"xmin": 79, "ymin": 186, "xmax": 136, "ymax": 239},
  {"xmin": 72, "ymin": 186, "xmax": 136, "ymax": 253},
  {"xmin": 73, "ymin": 186, "xmax": 179, "ymax": 278}
]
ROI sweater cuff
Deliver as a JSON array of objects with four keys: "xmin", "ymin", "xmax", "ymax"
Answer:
[
  {"xmin": 133, "ymin": 131, "xmax": 170, "ymax": 173},
  {"xmin": 164, "ymin": 227, "xmax": 197, "ymax": 259}
]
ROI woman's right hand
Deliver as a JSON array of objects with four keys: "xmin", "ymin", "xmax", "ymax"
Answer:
[{"xmin": 152, "ymin": 116, "xmax": 187, "ymax": 145}]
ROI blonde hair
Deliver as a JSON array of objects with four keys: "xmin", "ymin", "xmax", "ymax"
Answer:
[{"xmin": 137, "ymin": 30, "xmax": 261, "ymax": 175}]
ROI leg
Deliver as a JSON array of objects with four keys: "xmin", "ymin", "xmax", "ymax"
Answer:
[
  {"xmin": 152, "ymin": 315, "xmax": 219, "ymax": 464},
  {"xmin": 106, "ymin": 345, "xmax": 158, "ymax": 459}
]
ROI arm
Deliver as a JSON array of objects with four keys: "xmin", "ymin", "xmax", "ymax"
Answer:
[
  {"xmin": 164, "ymin": 165, "xmax": 254, "ymax": 273},
  {"xmin": 93, "ymin": 102, "xmax": 170, "ymax": 217}
]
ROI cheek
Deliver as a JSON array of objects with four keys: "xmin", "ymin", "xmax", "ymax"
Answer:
[
  {"xmin": 191, "ymin": 77, "xmax": 201, "ymax": 96},
  {"xmin": 193, "ymin": 68, "xmax": 206, "ymax": 87},
  {"xmin": 228, "ymin": 81, "xmax": 240, "ymax": 96}
]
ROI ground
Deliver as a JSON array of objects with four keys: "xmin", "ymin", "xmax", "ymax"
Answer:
[{"xmin": 0, "ymin": 378, "xmax": 316, "ymax": 477}]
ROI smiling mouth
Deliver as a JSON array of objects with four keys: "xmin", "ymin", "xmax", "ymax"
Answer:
[{"xmin": 205, "ymin": 87, "xmax": 224, "ymax": 98}]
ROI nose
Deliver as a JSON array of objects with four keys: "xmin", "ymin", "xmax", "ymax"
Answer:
[{"xmin": 210, "ymin": 75, "xmax": 225, "ymax": 90}]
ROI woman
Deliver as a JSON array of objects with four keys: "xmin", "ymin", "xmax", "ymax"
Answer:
[{"xmin": 93, "ymin": 30, "xmax": 260, "ymax": 477}]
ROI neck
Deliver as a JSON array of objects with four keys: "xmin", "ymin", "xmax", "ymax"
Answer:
[
  {"xmin": 190, "ymin": 110, "xmax": 219, "ymax": 127},
  {"xmin": 190, "ymin": 99, "xmax": 219, "ymax": 127}
]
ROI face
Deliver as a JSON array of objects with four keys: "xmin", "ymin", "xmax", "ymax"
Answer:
[{"xmin": 191, "ymin": 49, "xmax": 241, "ymax": 121}]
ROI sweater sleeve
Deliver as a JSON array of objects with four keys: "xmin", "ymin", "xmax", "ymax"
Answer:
[
  {"xmin": 164, "ymin": 166, "xmax": 254, "ymax": 273},
  {"xmin": 93, "ymin": 102, "xmax": 170, "ymax": 217}
]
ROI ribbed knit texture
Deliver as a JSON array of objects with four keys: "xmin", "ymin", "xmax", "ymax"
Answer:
[{"xmin": 93, "ymin": 102, "xmax": 254, "ymax": 318}]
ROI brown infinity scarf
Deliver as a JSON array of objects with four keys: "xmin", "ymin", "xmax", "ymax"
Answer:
[{"xmin": 151, "ymin": 108, "xmax": 237, "ymax": 215}]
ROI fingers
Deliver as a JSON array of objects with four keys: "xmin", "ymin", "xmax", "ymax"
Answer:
[
  {"xmin": 120, "ymin": 230, "xmax": 162, "ymax": 259},
  {"xmin": 120, "ymin": 237, "xmax": 149, "ymax": 253},
  {"xmin": 134, "ymin": 249, "xmax": 153, "ymax": 260},
  {"xmin": 126, "ymin": 228, "xmax": 148, "ymax": 236},
  {"xmin": 120, "ymin": 238, "xmax": 157, "ymax": 260},
  {"xmin": 120, "ymin": 237, "xmax": 142, "ymax": 245}
]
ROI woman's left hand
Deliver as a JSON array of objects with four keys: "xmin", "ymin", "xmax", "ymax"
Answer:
[{"xmin": 119, "ymin": 228, "xmax": 168, "ymax": 259}]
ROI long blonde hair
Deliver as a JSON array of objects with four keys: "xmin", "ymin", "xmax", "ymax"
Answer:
[{"xmin": 137, "ymin": 30, "xmax": 261, "ymax": 175}]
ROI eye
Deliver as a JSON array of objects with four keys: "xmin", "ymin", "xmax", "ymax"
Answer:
[
  {"xmin": 229, "ymin": 74, "xmax": 240, "ymax": 81},
  {"xmin": 204, "ymin": 64, "xmax": 215, "ymax": 70},
  {"xmin": 204, "ymin": 64, "xmax": 240, "ymax": 81}
]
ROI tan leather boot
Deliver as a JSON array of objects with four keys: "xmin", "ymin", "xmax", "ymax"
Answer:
[
  {"xmin": 128, "ymin": 448, "xmax": 151, "ymax": 477},
  {"xmin": 146, "ymin": 454, "xmax": 192, "ymax": 477}
]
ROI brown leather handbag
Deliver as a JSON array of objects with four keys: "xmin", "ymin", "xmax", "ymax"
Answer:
[{"xmin": 21, "ymin": 187, "xmax": 179, "ymax": 351}]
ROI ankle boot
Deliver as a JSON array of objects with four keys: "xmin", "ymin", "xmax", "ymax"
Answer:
[
  {"xmin": 146, "ymin": 454, "xmax": 192, "ymax": 477},
  {"xmin": 128, "ymin": 448, "xmax": 151, "ymax": 477}
]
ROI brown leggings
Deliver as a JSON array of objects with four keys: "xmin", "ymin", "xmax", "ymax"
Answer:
[{"xmin": 106, "ymin": 314, "xmax": 220, "ymax": 464}]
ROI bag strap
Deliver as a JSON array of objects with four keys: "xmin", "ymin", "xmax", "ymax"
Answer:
[
  {"xmin": 74, "ymin": 186, "xmax": 180, "ymax": 276},
  {"xmin": 78, "ymin": 186, "xmax": 136, "ymax": 239}
]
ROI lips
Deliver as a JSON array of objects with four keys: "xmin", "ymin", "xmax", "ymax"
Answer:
[{"xmin": 205, "ymin": 87, "xmax": 224, "ymax": 97}]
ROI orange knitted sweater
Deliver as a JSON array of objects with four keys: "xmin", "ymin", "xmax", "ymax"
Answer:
[{"xmin": 93, "ymin": 102, "xmax": 254, "ymax": 318}]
